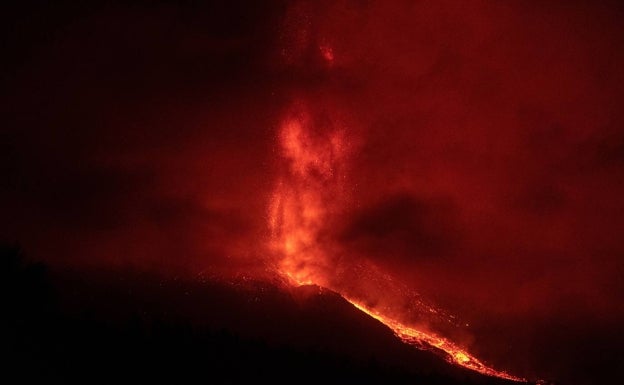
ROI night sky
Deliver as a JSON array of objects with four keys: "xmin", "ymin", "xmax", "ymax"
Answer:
[{"xmin": 3, "ymin": 1, "xmax": 624, "ymax": 384}]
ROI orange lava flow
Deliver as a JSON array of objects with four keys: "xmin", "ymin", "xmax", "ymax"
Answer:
[
  {"xmin": 347, "ymin": 298, "xmax": 526, "ymax": 382},
  {"xmin": 269, "ymin": 103, "xmax": 526, "ymax": 382}
]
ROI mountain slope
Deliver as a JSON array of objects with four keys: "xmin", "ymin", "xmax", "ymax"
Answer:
[{"xmin": 3, "ymin": 248, "xmax": 529, "ymax": 384}]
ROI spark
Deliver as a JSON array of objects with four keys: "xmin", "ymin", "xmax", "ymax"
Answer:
[{"xmin": 319, "ymin": 45, "xmax": 334, "ymax": 64}]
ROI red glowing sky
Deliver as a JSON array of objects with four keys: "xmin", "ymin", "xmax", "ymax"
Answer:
[{"xmin": 2, "ymin": 1, "xmax": 624, "ymax": 383}]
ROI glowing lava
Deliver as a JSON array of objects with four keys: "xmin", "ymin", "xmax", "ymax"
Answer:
[
  {"xmin": 348, "ymin": 298, "xmax": 525, "ymax": 382},
  {"xmin": 268, "ymin": 101, "xmax": 526, "ymax": 382}
]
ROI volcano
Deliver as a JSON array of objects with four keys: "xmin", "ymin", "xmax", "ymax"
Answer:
[
  {"xmin": 3, "ymin": 1, "xmax": 624, "ymax": 384},
  {"xmin": 4, "ymin": 246, "xmax": 532, "ymax": 385}
]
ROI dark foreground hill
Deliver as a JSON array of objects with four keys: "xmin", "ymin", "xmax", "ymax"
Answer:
[{"xmin": 2, "ymin": 245, "xmax": 527, "ymax": 385}]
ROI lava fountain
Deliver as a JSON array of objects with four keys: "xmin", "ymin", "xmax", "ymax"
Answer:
[{"xmin": 268, "ymin": 101, "xmax": 526, "ymax": 382}]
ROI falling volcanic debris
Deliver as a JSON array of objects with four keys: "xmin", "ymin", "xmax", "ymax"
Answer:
[
  {"xmin": 268, "ymin": 3, "xmax": 526, "ymax": 381},
  {"xmin": 269, "ymin": 100, "xmax": 350, "ymax": 288},
  {"xmin": 268, "ymin": 83, "xmax": 524, "ymax": 382},
  {"xmin": 267, "ymin": 4, "xmax": 527, "ymax": 380}
]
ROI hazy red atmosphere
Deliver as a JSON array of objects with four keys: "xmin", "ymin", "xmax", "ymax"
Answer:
[{"xmin": 3, "ymin": 1, "xmax": 624, "ymax": 384}]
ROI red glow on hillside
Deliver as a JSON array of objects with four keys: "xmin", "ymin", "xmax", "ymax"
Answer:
[{"xmin": 348, "ymin": 298, "xmax": 525, "ymax": 382}]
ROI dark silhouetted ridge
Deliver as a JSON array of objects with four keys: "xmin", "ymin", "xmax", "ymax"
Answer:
[{"xmin": 2, "ymin": 245, "xmax": 531, "ymax": 384}]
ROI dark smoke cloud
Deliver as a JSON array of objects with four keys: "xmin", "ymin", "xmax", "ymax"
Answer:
[{"xmin": 340, "ymin": 193, "xmax": 462, "ymax": 263}]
